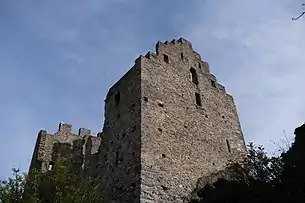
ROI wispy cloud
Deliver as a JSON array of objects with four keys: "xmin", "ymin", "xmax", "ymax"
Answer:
[
  {"xmin": 182, "ymin": 0, "xmax": 305, "ymax": 153},
  {"xmin": 1, "ymin": 0, "xmax": 304, "ymax": 179}
]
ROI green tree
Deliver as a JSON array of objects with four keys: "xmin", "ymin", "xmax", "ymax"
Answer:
[
  {"xmin": 191, "ymin": 143, "xmax": 283, "ymax": 203},
  {"xmin": 1, "ymin": 155, "xmax": 103, "ymax": 203},
  {"xmin": 0, "ymin": 168, "xmax": 26, "ymax": 203},
  {"xmin": 192, "ymin": 124, "xmax": 305, "ymax": 203}
]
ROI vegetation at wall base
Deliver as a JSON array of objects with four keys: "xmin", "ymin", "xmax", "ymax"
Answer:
[
  {"xmin": 0, "ymin": 155, "xmax": 103, "ymax": 203},
  {"xmin": 1, "ymin": 124, "xmax": 305, "ymax": 203}
]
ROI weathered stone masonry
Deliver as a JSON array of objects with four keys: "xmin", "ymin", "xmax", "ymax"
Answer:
[
  {"xmin": 29, "ymin": 37, "xmax": 246, "ymax": 203},
  {"xmin": 29, "ymin": 123, "xmax": 102, "ymax": 176}
]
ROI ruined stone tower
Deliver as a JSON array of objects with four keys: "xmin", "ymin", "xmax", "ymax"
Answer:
[
  {"xmin": 95, "ymin": 37, "xmax": 246, "ymax": 202},
  {"xmin": 29, "ymin": 37, "xmax": 246, "ymax": 203},
  {"xmin": 29, "ymin": 123, "xmax": 102, "ymax": 175}
]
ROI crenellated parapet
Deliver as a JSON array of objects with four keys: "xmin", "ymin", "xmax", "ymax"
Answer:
[
  {"xmin": 143, "ymin": 37, "xmax": 208, "ymax": 72},
  {"xmin": 141, "ymin": 37, "xmax": 233, "ymax": 100},
  {"xmin": 56, "ymin": 122, "xmax": 96, "ymax": 137}
]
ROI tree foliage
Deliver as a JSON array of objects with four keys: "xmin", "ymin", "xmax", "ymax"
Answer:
[
  {"xmin": 2, "ymin": 124, "xmax": 305, "ymax": 203},
  {"xmin": 0, "ymin": 155, "xmax": 103, "ymax": 203},
  {"xmin": 192, "ymin": 124, "xmax": 305, "ymax": 203},
  {"xmin": 0, "ymin": 168, "xmax": 26, "ymax": 203}
]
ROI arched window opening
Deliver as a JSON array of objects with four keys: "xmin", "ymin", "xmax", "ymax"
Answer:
[{"xmin": 189, "ymin": 68, "xmax": 199, "ymax": 85}]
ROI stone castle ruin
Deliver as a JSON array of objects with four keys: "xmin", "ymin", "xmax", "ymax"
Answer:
[{"xmin": 29, "ymin": 37, "xmax": 247, "ymax": 202}]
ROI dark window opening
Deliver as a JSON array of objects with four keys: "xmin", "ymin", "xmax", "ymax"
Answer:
[
  {"xmin": 115, "ymin": 152, "xmax": 119, "ymax": 165},
  {"xmin": 181, "ymin": 52, "xmax": 184, "ymax": 60},
  {"xmin": 158, "ymin": 103, "xmax": 164, "ymax": 108},
  {"xmin": 205, "ymin": 115, "xmax": 209, "ymax": 118},
  {"xmin": 115, "ymin": 92, "xmax": 120, "ymax": 105},
  {"xmin": 143, "ymin": 97, "xmax": 148, "ymax": 102},
  {"xmin": 222, "ymin": 115, "xmax": 225, "ymax": 119},
  {"xmin": 195, "ymin": 92, "xmax": 202, "ymax": 106},
  {"xmin": 48, "ymin": 161, "xmax": 54, "ymax": 171},
  {"xmin": 211, "ymin": 80, "xmax": 216, "ymax": 88},
  {"xmin": 118, "ymin": 186, "xmax": 124, "ymax": 192},
  {"xmin": 162, "ymin": 154, "xmax": 166, "ymax": 158},
  {"xmin": 115, "ymin": 152, "xmax": 123, "ymax": 165},
  {"xmin": 163, "ymin": 54, "xmax": 169, "ymax": 63},
  {"xmin": 131, "ymin": 103, "xmax": 135, "ymax": 107},
  {"xmin": 189, "ymin": 68, "xmax": 199, "ymax": 85},
  {"xmin": 198, "ymin": 62, "xmax": 201, "ymax": 69},
  {"xmin": 184, "ymin": 125, "xmax": 187, "ymax": 128},
  {"xmin": 226, "ymin": 139, "xmax": 231, "ymax": 153},
  {"xmin": 117, "ymin": 114, "xmax": 120, "ymax": 119},
  {"xmin": 158, "ymin": 128, "xmax": 162, "ymax": 132},
  {"xmin": 161, "ymin": 185, "xmax": 169, "ymax": 191},
  {"xmin": 122, "ymin": 133, "xmax": 126, "ymax": 138},
  {"xmin": 212, "ymin": 163, "xmax": 215, "ymax": 166}
]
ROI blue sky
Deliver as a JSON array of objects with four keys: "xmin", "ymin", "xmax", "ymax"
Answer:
[{"xmin": 1, "ymin": 0, "xmax": 305, "ymax": 180}]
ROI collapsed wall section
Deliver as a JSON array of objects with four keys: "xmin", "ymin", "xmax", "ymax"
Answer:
[{"xmin": 29, "ymin": 123, "xmax": 101, "ymax": 176}]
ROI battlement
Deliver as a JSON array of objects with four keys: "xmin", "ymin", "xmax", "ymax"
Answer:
[
  {"xmin": 157, "ymin": 37, "xmax": 193, "ymax": 53},
  {"xmin": 142, "ymin": 38, "xmax": 236, "ymax": 99},
  {"xmin": 105, "ymin": 37, "xmax": 234, "ymax": 108},
  {"xmin": 156, "ymin": 37, "xmax": 201, "ymax": 60},
  {"xmin": 143, "ymin": 37, "xmax": 209, "ymax": 73},
  {"xmin": 58, "ymin": 122, "xmax": 93, "ymax": 136},
  {"xmin": 39, "ymin": 123, "xmax": 101, "ymax": 137}
]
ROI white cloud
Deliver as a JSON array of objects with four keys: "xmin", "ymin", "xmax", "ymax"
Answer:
[
  {"xmin": 182, "ymin": 0, "xmax": 305, "ymax": 153},
  {"xmin": 1, "ymin": 0, "xmax": 305, "ymax": 180}
]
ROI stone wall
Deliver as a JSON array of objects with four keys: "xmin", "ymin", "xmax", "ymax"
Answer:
[
  {"xmin": 96, "ymin": 61, "xmax": 142, "ymax": 202},
  {"xmin": 140, "ymin": 38, "xmax": 246, "ymax": 202},
  {"xmin": 29, "ymin": 37, "xmax": 246, "ymax": 203},
  {"xmin": 29, "ymin": 123, "xmax": 102, "ymax": 176}
]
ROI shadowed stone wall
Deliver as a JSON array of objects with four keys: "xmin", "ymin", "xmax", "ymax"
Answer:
[
  {"xmin": 29, "ymin": 123, "xmax": 102, "ymax": 176},
  {"xmin": 96, "ymin": 62, "xmax": 142, "ymax": 202}
]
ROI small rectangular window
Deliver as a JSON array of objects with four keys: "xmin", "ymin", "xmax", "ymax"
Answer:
[
  {"xmin": 226, "ymin": 139, "xmax": 231, "ymax": 153},
  {"xmin": 195, "ymin": 92, "xmax": 202, "ymax": 106},
  {"xmin": 211, "ymin": 80, "xmax": 216, "ymax": 88},
  {"xmin": 163, "ymin": 54, "xmax": 169, "ymax": 63},
  {"xmin": 115, "ymin": 151, "xmax": 123, "ymax": 165},
  {"xmin": 115, "ymin": 92, "xmax": 120, "ymax": 105}
]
